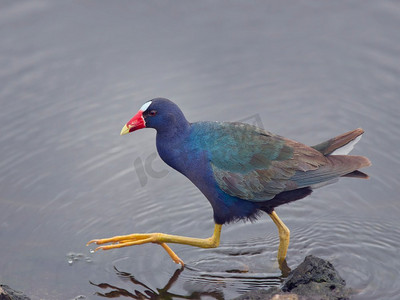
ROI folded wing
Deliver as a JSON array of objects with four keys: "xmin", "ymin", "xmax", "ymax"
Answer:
[{"xmin": 208, "ymin": 123, "xmax": 370, "ymax": 202}]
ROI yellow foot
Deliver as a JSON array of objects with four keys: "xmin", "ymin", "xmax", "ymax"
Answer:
[
  {"xmin": 87, "ymin": 233, "xmax": 161, "ymax": 250},
  {"xmin": 87, "ymin": 224, "xmax": 222, "ymax": 266},
  {"xmin": 87, "ymin": 233, "xmax": 185, "ymax": 266}
]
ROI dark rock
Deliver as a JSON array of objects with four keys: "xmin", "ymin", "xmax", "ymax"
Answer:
[
  {"xmin": 233, "ymin": 255, "xmax": 353, "ymax": 300},
  {"xmin": 283, "ymin": 255, "xmax": 344, "ymax": 291},
  {"xmin": 282, "ymin": 255, "xmax": 352, "ymax": 300},
  {"xmin": 0, "ymin": 285, "xmax": 30, "ymax": 300},
  {"xmin": 0, "ymin": 286, "xmax": 12, "ymax": 300}
]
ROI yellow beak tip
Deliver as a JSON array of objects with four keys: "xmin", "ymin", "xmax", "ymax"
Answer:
[{"xmin": 120, "ymin": 125, "xmax": 130, "ymax": 136}]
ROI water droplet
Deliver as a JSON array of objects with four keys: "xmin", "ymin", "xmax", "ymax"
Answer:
[
  {"xmin": 68, "ymin": 259, "xmax": 73, "ymax": 265},
  {"xmin": 89, "ymin": 249, "xmax": 95, "ymax": 253}
]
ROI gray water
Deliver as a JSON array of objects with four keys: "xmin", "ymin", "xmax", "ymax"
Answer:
[{"xmin": 1, "ymin": 1, "xmax": 399, "ymax": 299}]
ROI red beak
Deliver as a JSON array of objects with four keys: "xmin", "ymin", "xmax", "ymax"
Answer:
[{"xmin": 120, "ymin": 110, "xmax": 146, "ymax": 135}]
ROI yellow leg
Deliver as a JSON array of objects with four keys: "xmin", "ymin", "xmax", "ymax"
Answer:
[
  {"xmin": 87, "ymin": 224, "xmax": 222, "ymax": 266},
  {"xmin": 268, "ymin": 211, "xmax": 290, "ymax": 266}
]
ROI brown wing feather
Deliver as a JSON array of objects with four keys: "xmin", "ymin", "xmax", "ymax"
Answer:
[{"xmin": 212, "ymin": 138, "xmax": 329, "ymax": 201}]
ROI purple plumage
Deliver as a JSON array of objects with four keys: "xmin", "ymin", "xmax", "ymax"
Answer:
[
  {"xmin": 88, "ymin": 97, "xmax": 372, "ymax": 269},
  {"xmin": 135, "ymin": 98, "xmax": 371, "ymax": 224}
]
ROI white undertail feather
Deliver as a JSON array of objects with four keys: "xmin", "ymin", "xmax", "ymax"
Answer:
[{"xmin": 330, "ymin": 134, "xmax": 362, "ymax": 155}]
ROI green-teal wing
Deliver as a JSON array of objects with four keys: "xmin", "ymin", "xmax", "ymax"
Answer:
[{"xmin": 192, "ymin": 122, "xmax": 327, "ymax": 201}]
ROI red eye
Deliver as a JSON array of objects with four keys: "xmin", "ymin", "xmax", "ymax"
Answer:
[{"xmin": 148, "ymin": 110, "xmax": 157, "ymax": 116}]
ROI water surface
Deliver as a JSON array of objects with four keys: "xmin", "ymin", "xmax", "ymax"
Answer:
[{"xmin": 1, "ymin": 1, "xmax": 399, "ymax": 299}]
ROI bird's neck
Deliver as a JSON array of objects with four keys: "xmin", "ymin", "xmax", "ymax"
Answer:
[
  {"xmin": 158, "ymin": 124, "xmax": 190, "ymax": 140},
  {"xmin": 155, "ymin": 120, "xmax": 191, "ymax": 168}
]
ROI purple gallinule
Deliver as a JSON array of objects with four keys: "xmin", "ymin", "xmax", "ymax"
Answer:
[{"xmin": 88, "ymin": 98, "xmax": 371, "ymax": 268}]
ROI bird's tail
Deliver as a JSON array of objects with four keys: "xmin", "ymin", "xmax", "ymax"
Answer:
[
  {"xmin": 311, "ymin": 128, "xmax": 371, "ymax": 179},
  {"xmin": 327, "ymin": 155, "xmax": 371, "ymax": 177},
  {"xmin": 312, "ymin": 128, "xmax": 364, "ymax": 156}
]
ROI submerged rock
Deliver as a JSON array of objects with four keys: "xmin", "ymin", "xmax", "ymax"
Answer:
[
  {"xmin": 0, "ymin": 285, "xmax": 30, "ymax": 300},
  {"xmin": 234, "ymin": 255, "xmax": 353, "ymax": 300},
  {"xmin": 282, "ymin": 255, "xmax": 352, "ymax": 299}
]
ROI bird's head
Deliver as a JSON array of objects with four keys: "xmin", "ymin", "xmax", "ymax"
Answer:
[{"xmin": 120, "ymin": 98, "xmax": 188, "ymax": 135}]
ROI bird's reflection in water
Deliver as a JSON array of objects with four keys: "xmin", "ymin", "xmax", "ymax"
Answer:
[
  {"xmin": 90, "ymin": 258, "xmax": 291, "ymax": 300},
  {"xmin": 90, "ymin": 266, "xmax": 224, "ymax": 299}
]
